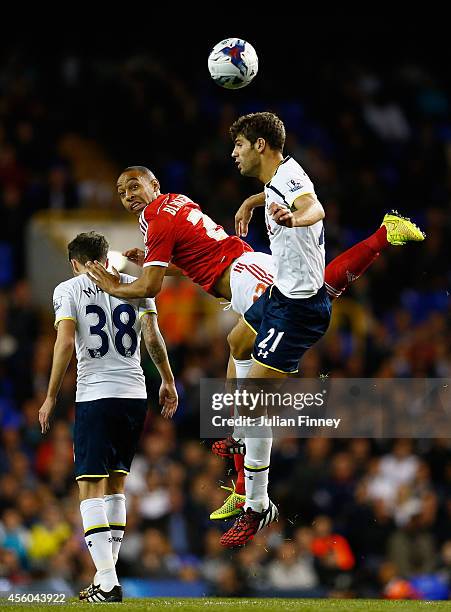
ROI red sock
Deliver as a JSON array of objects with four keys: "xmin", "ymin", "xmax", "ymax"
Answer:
[
  {"xmin": 234, "ymin": 454, "xmax": 245, "ymax": 495},
  {"xmin": 325, "ymin": 227, "xmax": 389, "ymax": 298}
]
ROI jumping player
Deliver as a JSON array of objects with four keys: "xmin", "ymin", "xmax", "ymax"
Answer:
[
  {"xmin": 218, "ymin": 111, "xmax": 423, "ymax": 547},
  {"xmin": 84, "ymin": 165, "xmax": 424, "ymax": 529}
]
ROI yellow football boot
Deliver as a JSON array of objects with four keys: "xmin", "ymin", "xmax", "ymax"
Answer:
[
  {"xmin": 381, "ymin": 210, "xmax": 426, "ymax": 246},
  {"xmin": 210, "ymin": 482, "xmax": 246, "ymax": 520}
]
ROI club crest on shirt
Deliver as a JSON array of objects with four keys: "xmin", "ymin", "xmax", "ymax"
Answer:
[
  {"xmin": 53, "ymin": 297, "xmax": 63, "ymax": 313},
  {"xmin": 286, "ymin": 179, "xmax": 303, "ymax": 192}
]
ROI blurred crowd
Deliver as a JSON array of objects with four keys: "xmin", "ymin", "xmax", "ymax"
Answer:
[
  {"xmin": 2, "ymin": 403, "xmax": 451, "ymax": 599},
  {"xmin": 1, "ymin": 34, "xmax": 451, "ymax": 599}
]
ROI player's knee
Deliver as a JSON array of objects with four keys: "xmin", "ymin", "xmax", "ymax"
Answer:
[
  {"xmin": 77, "ymin": 477, "xmax": 105, "ymax": 501},
  {"xmin": 106, "ymin": 472, "xmax": 126, "ymax": 495},
  {"xmin": 227, "ymin": 328, "xmax": 242, "ymax": 357},
  {"xmin": 228, "ymin": 328, "xmax": 252, "ymax": 360},
  {"xmin": 227, "ymin": 328, "xmax": 236, "ymax": 351}
]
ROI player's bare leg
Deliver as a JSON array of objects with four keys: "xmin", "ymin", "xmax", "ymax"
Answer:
[
  {"xmin": 227, "ymin": 318, "xmax": 256, "ymax": 360},
  {"xmin": 78, "ymin": 478, "xmax": 105, "ymax": 502},
  {"xmin": 226, "ymin": 354, "xmax": 236, "ymax": 378}
]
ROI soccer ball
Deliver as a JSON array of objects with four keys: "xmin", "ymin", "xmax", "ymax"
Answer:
[{"xmin": 208, "ymin": 38, "xmax": 258, "ymax": 90}]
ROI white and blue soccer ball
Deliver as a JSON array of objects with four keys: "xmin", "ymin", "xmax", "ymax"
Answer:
[{"xmin": 208, "ymin": 38, "xmax": 258, "ymax": 89}]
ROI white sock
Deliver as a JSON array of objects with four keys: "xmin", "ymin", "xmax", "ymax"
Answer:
[
  {"xmin": 80, "ymin": 497, "xmax": 118, "ymax": 592},
  {"xmin": 105, "ymin": 494, "xmax": 126, "ymax": 565},
  {"xmin": 244, "ymin": 424, "xmax": 272, "ymax": 512},
  {"xmin": 232, "ymin": 358, "xmax": 253, "ymax": 441},
  {"xmin": 233, "ymin": 357, "xmax": 253, "ymax": 379}
]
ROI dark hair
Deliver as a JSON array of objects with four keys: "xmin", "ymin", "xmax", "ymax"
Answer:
[
  {"xmin": 67, "ymin": 232, "xmax": 109, "ymax": 265},
  {"xmin": 229, "ymin": 112, "xmax": 286, "ymax": 151},
  {"xmin": 122, "ymin": 166, "xmax": 156, "ymax": 180}
]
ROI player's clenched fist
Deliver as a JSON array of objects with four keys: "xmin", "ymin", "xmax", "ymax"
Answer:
[
  {"xmin": 270, "ymin": 202, "xmax": 295, "ymax": 227},
  {"xmin": 123, "ymin": 248, "xmax": 145, "ymax": 267}
]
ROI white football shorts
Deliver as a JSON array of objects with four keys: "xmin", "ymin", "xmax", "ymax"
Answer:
[{"xmin": 230, "ymin": 251, "xmax": 275, "ymax": 316}]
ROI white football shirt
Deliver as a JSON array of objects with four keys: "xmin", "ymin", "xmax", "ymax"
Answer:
[
  {"xmin": 53, "ymin": 273, "xmax": 156, "ymax": 402},
  {"xmin": 264, "ymin": 156, "xmax": 325, "ymax": 298}
]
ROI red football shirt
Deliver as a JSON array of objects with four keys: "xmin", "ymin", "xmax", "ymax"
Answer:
[{"xmin": 139, "ymin": 193, "xmax": 252, "ymax": 294}]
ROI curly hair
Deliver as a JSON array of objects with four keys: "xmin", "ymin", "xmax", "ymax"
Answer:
[
  {"xmin": 68, "ymin": 232, "xmax": 109, "ymax": 265},
  {"xmin": 229, "ymin": 112, "xmax": 286, "ymax": 151}
]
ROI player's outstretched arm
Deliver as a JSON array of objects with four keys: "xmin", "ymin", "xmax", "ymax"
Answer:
[
  {"xmin": 86, "ymin": 262, "xmax": 166, "ymax": 299},
  {"xmin": 122, "ymin": 249, "xmax": 182, "ymax": 277},
  {"xmin": 270, "ymin": 193, "xmax": 324, "ymax": 228},
  {"xmin": 235, "ymin": 192, "xmax": 265, "ymax": 236},
  {"xmin": 38, "ymin": 320, "xmax": 75, "ymax": 434},
  {"xmin": 141, "ymin": 313, "xmax": 178, "ymax": 419}
]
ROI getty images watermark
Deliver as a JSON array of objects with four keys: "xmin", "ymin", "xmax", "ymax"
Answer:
[
  {"xmin": 210, "ymin": 388, "xmax": 340, "ymax": 430},
  {"xmin": 199, "ymin": 378, "xmax": 451, "ymax": 439}
]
